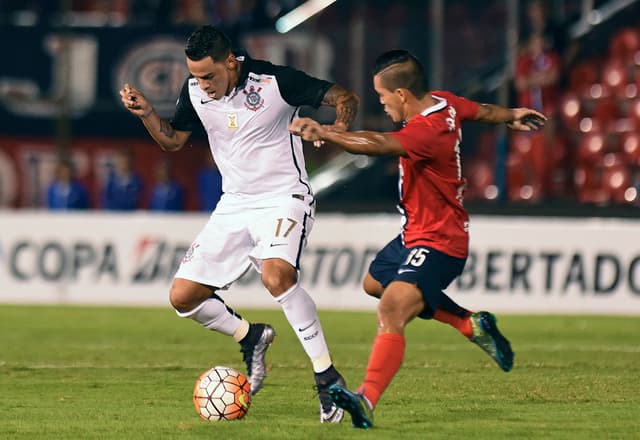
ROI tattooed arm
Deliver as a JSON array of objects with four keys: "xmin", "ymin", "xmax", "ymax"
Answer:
[
  {"xmin": 321, "ymin": 84, "xmax": 359, "ymax": 130},
  {"xmin": 119, "ymin": 83, "xmax": 191, "ymax": 152}
]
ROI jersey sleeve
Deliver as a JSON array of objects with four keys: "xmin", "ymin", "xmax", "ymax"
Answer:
[
  {"xmin": 444, "ymin": 92, "xmax": 480, "ymax": 121},
  {"xmin": 169, "ymin": 78, "xmax": 199, "ymax": 132},
  {"xmin": 270, "ymin": 64, "xmax": 333, "ymax": 108},
  {"xmin": 390, "ymin": 119, "xmax": 438, "ymax": 161}
]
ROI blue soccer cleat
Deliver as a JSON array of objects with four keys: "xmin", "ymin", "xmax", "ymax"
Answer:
[
  {"xmin": 470, "ymin": 311, "xmax": 514, "ymax": 372},
  {"xmin": 328, "ymin": 384, "xmax": 374, "ymax": 429}
]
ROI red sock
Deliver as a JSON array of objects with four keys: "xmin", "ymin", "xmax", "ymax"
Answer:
[
  {"xmin": 358, "ymin": 333, "xmax": 405, "ymax": 408},
  {"xmin": 433, "ymin": 309, "xmax": 473, "ymax": 338}
]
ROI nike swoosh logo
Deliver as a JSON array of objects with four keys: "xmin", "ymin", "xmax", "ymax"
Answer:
[
  {"xmin": 398, "ymin": 268, "xmax": 416, "ymax": 274},
  {"xmin": 298, "ymin": 320, "xmax": 316, "ymax": 332},
  {"xmin": 238, "ymin": 393, "xmax": 249, "ymax": 409},
  {"xmin": 269, "ymin": 243, "xmax": 287, "ymax": 247},
  {"xmin": 200, "ymin": 98, "xmax": 214, "ymax": 104}
]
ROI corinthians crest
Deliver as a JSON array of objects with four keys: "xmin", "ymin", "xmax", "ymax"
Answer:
[{"xmin": 243, "ymin": 85, "xmax": 264, "ymax": 111}]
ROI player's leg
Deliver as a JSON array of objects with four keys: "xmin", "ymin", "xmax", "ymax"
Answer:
[
  {"xmin": 261, "ymin": 257, "xmax": 345, "ymax": 422},
  {"xmin": 253, "ymin": 195, "xmax": 345, "ymax": 423},
  {"xmin": 169, "ymin": 278, "xmax": 275, "ymax": 394},
  {"xmin": 362, "ymin": 272, "xmax": 384, "ymax": 298},
  {"xmin": 363, "ymin": 235, "xmax": 406, "ymax": 299},
  {"xmin": 335, "ymin": 246, "xmax": 457, "ymax": 426},
  {"xmin": 415, "ymin": 250, "xmax": 514, "ymax": 372},
  {"xmin": 330, "ymin": 280, "xmax": 423, "ymax": 429},
  {"xmin": 420, "ymin": 293, "xmax": 473, "ymax": 336},
  {"xmin": 172, "ymin": 213, "xmax": 276, "ymax": 395}
]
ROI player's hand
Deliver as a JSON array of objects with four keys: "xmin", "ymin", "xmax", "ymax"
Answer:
[
  {"xmin": 507, "ymin": 108, "xmax": 547, "ymax": 131},
  {"xmin": 289, "ymin": 118, "xmax": 326, "ymax": 148},
  {"xmin": 119, "ymin": 83, "xmax": 153, "ymax": 119}
]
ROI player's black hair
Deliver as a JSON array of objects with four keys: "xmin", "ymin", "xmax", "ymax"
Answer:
[
  {"xmin": 185, "ymin": 25, "xmax": 232, "ymax": 62},
  {"xmin": 373, "ymin": 49, "xmax": 429, "ymax": 98}
]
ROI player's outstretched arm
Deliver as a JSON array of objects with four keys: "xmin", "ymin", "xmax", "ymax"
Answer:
[
  {"xmin": 475, "ymin": 103, "xmax": 547, "ymax": 132},
  {"xmin": 290, "ymin": 117, "xmax": 405, "ymax": 156},
  {"xmin": 320, "ymin": 85, "xmax": 360, "ymax": 131},
  {"xmin": 119, "ymin": 83, "xmax": 191, "ymax": 152}
]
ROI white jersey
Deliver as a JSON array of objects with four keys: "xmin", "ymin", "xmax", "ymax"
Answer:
[{"xmin": 171, "ymin": 53, "xmax": 332, "ymax": 203}]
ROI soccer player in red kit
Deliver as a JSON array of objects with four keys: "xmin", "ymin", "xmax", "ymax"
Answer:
[{"xmin": 289, "ymin": 49, "xmax": 546, "ymax": 429}]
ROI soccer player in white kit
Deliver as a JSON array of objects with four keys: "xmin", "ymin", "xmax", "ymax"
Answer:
[{"xmin": 119, "ymin": 25, "xmax": 358, "ymax": 423}]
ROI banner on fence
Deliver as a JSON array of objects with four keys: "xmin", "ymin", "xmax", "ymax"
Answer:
[{"xmin": 1, "ymin": 212, "xmax": 639, "ymax": 314}]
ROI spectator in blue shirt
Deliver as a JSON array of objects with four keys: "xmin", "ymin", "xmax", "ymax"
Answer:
[
  {"xmin": 197, "ymin": 156, "xmax": 223, "ymax": 211},
  {"xmin": 149, "ymin": 160, "xmax": 184, "ymax": 211},
  {"xmin": 102, "ymin": 150, "xmax": 143, "ymax": 210},
  {"xmin": 46, "ymin": 160, "xmax": 90, "ymax": 210}
]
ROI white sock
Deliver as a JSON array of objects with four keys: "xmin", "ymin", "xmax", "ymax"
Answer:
[
  {"xmin": 275, "ymin": 284, "xmax": 332, "ymax": 373},
  {"xmin": 176, "ymin": 297, "xmax": 245, "ymax": 336}
]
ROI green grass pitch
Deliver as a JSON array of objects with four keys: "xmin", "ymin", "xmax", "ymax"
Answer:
[{"xmin": 0, "ymin": 305, "xmax": 638, "ymax": 439}]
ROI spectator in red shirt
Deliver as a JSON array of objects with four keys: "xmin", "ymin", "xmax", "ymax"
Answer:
[{"xmin": 515, "ymin": 32, "xmax": 561, "ymax": 117}]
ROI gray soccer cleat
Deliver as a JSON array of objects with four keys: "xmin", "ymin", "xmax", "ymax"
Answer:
[{"xmin": 240, "ymin": 323, "xmax": 275, "ymax": 395}]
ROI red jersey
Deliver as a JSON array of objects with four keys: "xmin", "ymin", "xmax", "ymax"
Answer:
[
  {"xmin": 515, "ymin": 49, "xmax": 560, "ymax": 116},
  {"xmin": 389, "ymin": 91, "xmax": 479, "ymax": 258}
]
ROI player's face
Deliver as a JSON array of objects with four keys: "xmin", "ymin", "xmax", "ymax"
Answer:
[
  {"xmin": 373, "ymin": 75, "xmax": 404, "ymax": 123},
  {"xmin": 187, "ymin": 55, "xmax": 237, "ymax": 100}
]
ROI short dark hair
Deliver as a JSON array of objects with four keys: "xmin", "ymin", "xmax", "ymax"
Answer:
[
  {"xmin": 373, "ymin": 50, "xmax": 428, "ymax": 98},
  {"xmin": 185, "ymin": 25, "xmax": 232, "ymax": 62}
]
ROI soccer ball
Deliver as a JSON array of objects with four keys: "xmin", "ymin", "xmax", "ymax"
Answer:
[{"xmin": 193, "ymin": 366, "xmax": 251, "ymax": 421}]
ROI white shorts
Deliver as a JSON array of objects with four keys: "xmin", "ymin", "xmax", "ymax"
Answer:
[{"xmin": 175, "ymin": 194, "xmax": 315, "ymax": 288}]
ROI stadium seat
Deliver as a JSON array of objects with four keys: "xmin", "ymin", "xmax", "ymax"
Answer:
[
  {"xmin": 591, "ymin": 98, "xmax": 619, "ymax": 129},
  {"xmin": 628, "ymin": 99, "xmax": 640, "ymax": 125},
  {"xmin": 621, "ymin": 132, "xmax": 640, "ymax": 165},
  {"xmin": 601, "ymin": 60, "xmax": 629, "ymax": 96},
  {"xmin": 611, "ymin": 117, "xmax": 636, "ymax": 134},
  {"xmin": 578, "ymin": 117, "xmax": 602, "ymax": 133},
  {"xmin": 577, "ymin": 132, "xmax": 606, "ymax": 165},
  {"xmin": 574, "ymin": 166, "xmax": 608, "ymax": 204},
  {"xmin": 602, "ymin": 161, "xmax": 632, "ymax": 204},
  {"xmin": 584, "ymin": 82, "xmax": 612, "ymax": 101},
  {"xmin": 568, "ymin": 60, "xmax": 599, "ymax": 95},
  {"xmin": 546, "ymin": 137, "xmax": 569, "ymax": 197},
  {"xmin": 506, "ymin": 151, "xmax": 542, "ymax": 202},
  {"xmin": 510, "ymin": 132, "xmax": 533, "ymax": 160},
  {"xmin": 621, "ymin": 83, "xmax": 638, "ymax": 100},
  {"xmin": 464, "ymin": 160, "xmax": 497, "ymax": 201},
  {"xmin": 559, "ymin": 93, "xmax": 581, "ymax": 130},
  {"xmin": 609, "ymin": 28, "xmax": 640, "ymax": 60}
]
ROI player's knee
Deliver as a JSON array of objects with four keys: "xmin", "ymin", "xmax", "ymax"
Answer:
[
  {"xmin": 169, "ymin": 279, "xmax": 205, "ymax": 313},
  {"xmin": 261, "ymin": 272, "xmax": 297, "ymax": 296},
  {"xmin": 261, "ymin": 260, "xmax": 297, "ymax": 296},
  {"xmin": 377, "ymin": 297, "xmax": 401, "ymax": 320},
  {"xmin": 376, "ymin": 288, "xmax": 422, "ymax": 331},
  {"xmin": 169, "ymin": 284, "xmax": 189, "ymax": 312}
]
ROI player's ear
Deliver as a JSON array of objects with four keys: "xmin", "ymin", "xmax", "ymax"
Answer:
[
  {"xmin": 226, "ymin": 53, "xmax": 237, "ymax": 70},
  {"xmin": 396, "ymin": 88, "xmax": 408, "ymax": 103}
]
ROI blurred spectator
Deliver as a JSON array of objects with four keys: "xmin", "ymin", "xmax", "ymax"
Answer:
[
  {"xmin": 174, "ymin": 0, "xmax": 209, "ymax": 25},
  {"xmin": 520, "ymin": 0, "xmax": 567, "ymax": 57},
  {"xmin": 197, "ymin": 156, "xmax": 223, "ymax": 212},
  {"xmin": 515, "ymin": 32, "xmax": 560, "ymax": 117},
  {"xmin": 149, "ymin": 160, "xmax": 185, "ymax": 211},
  {"xmin": 513, "ymin": 32, "xmax": 561, "ymax": 201},
  {"xmin": 520, "ymin": 0, "xmax": 580, "ymax": 72},
  {"xmin": 46, "ymin": 159, "xmax": 90, "ymax": 210},
  {"xmin": 102, "ymin": 150, "xmax": 143, "ymax": 210}
]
